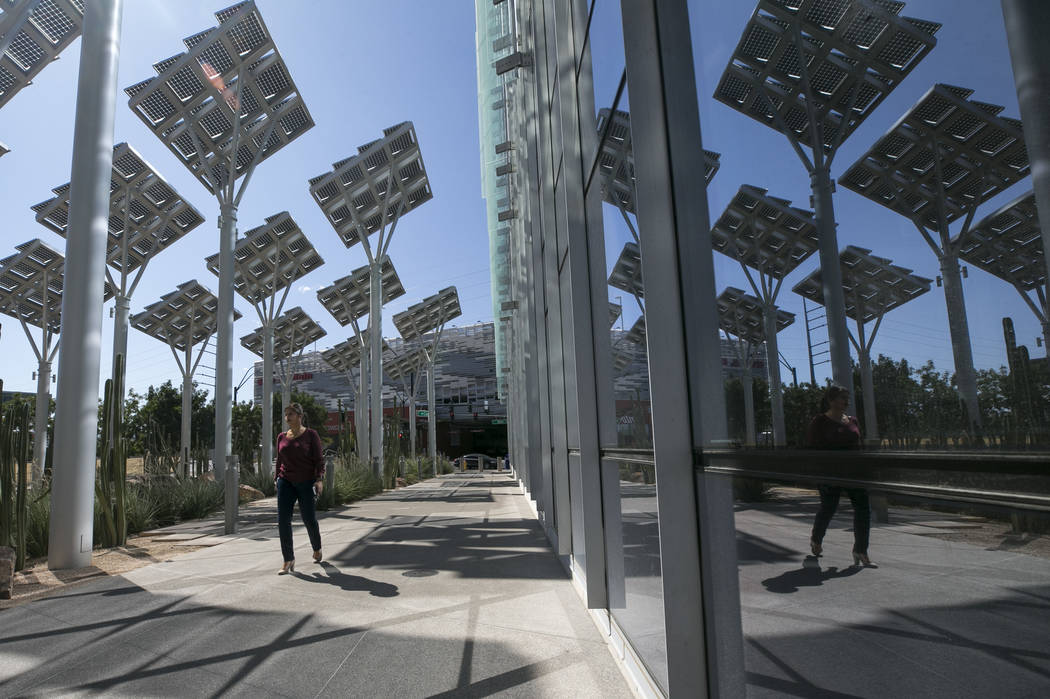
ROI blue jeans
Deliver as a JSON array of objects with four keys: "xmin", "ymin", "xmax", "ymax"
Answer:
[{"xmin": 277, "ymin": 478, "xmax": 322, "ymax": 562}]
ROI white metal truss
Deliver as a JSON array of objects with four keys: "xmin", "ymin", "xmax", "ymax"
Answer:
[
  {"xmin": 124, "ymin": 1, "xmax": 314, "ymax": 195},
  {"xmin": 241, "ymin": 306, "xmax": 325, "ymax": 361},
  {"xmin": 714, "ymin": 0, "xmax": 939, "ymax": 155},
  {"xmin": 205, "ymin": 211, "xmax": 323, "ymax": 307},
  {"xmin": 0, "ymin": 0, "xmax": 84, "ymax": 110},
  {"xmin": 315, "ymin": 260, "xmax": 405, "ymax": 327}
]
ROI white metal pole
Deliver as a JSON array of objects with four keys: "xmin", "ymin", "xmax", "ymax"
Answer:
[
  {"xmin": 427, "ymin": 358, "xmax": 437, "ymax": 477},
  {"xmin": 1002, "ymin": 0, "xmax": 1050, "ymax": 373},
  {"xmin": 357, "ymin": 355, "xmax": 369, "ymax": 464},
  {"xmin": 32, "ymin": 360, "xmax": 51, "ymax": 481},
  {"xmin": 369, "ymin": 258, "xmax": 384, "ymax": 478},
  {"xmin": 261, "ymin": 324, "xmax": 274, "ymax": 477},
  {"xmin": 181, "ymin": 346, "xmax": 192, "ymax": 478},
  {"xmin": 742, "ymin": 370, "xmax": 755, "ymax": 446},
  {"xmin": 112, "ymin": 294, "xmax": 131, "ymax": 399},
  {"xmin": 409, "ymin": 374, "xmax": 417, "ymax": 460},
  {"xmin": 48, "ymin": 0, "xmax": 123, "ymax": 571},
  {"xmin": 763, "ymin": 308, "xmax": 786, "ymax": 445},
  {"xmin": 811, "ymin": 166, "xmax": 852, "ymax": 389},
  {"xmin": 214, "ymin": 202, "xmax": 237, "ymax": 483}
]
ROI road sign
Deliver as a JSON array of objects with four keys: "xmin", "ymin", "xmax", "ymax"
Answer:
[
  {"xmin": 491, "ymin": 419, "xmax": 507, "ymax": 425},
  {"xmin": 417, "ymin": 410, "xmax": 429, "ymax": 418}
]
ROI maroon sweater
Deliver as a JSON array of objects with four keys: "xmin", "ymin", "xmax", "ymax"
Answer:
[
  {"xmin": 275, "ymin": 428, "xmax": 325, "ymax": 483},
  {"xmin": 806, "ymin": 414, "xmax": 861, "ymax": 449}
]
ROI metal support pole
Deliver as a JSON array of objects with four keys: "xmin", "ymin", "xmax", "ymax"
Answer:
[
  {"xmin": 214, "ymin": 202, "xmax": 237, "ymax": 482},
  {"xmin": 48, "ymin": 0, "xmax": 123, "ymax": 571},
  {"xmin": 225, "ymin": 455, "xmax": 238, "ymax": 535},
  {"xmin": 742, "ymin": 370, "xmax": 755, "ymax": 446},
  {"xmin": 32, "ymin": 360, "xmax": 51, "ymax": 482},
  {"xmin": 357, "ymin": 356, "xmax": 369, "ymax": 463},
  {"xmin": 763, "ymin": 308, "xmax": 786, "ymax": 445},
  {"xmin": 1002, "ymin": 0, "xmax": 1050, "ymax": 372},
  {"xmin": 260, "ymin": 324, "xmax": 274, "ymax": 477},
  {"xmin": 940, "ymin": 246, "xmax": 982, "ymax": 434},
  {"xmin": 368, "ymin": 257, "xmax": 384, "ymax": 478},
  {"xmin": 811, "ymin": 166, "xmax": 852, "ymax": 389},
  {"xmin": 408, "ymin": 379, "xmax": 417, "ymax": 460},
  {"xmin": 858, "ymin": 348, "xmax": 878, "ymax": 442},
  {"xmin": 181, "ymin": 347, "xmax": 192, "ymax": 478},
  {"xmin": 112, "ymin": 294, "xmax": 131, "ymax": 397},
  {"xmin": 427, "ymin": 359, "xmax": 437, "ymax": 477}
]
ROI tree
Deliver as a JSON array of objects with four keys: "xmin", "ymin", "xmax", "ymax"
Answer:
[{"xmin": 232, "ymin": 400, "xmax": 261, "ymax": 471}]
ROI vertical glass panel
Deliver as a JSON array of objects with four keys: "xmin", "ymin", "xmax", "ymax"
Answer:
[
  {"xmin": 691, "ymin": 0, "xmax": 1050, "ymax": 694},
  {"xmin": 588, "ymin": 0, "xmax": 666, "ymax": 691}
]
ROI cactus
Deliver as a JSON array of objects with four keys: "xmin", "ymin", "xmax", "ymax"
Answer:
[
  {"xmin": 0, "ymin": 399, "xmax": 32, "ymax": 570},
  {"xmin": 95, "ymin": 355, "xmax": 128, "ymax": 547}
]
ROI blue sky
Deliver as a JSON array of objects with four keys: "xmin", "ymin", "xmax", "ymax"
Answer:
[{"xmin": 0, "ymin": 0, "xmax": 1042, "ymax": 401}]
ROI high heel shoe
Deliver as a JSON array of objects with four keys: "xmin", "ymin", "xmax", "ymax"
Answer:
[
  {"xmin": 810, "ymin": 539, "xmax": 822, "ymax": 556},
  {"xmin": 277, "ymin": 561, "xmax": 295, "ymax": 575},
  {"xmin": 312, "ymin": 550, "xmax": 322, "ymax": 563},
  {"xmin": 852, "ymin": 552, "xmax": 873, "ymax": 567}
]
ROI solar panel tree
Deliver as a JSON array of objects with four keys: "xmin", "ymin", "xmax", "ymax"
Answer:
[
  {"xmin": 205, "ymin": 212, "xmax": 323, "ymax": 476},
  {"xmin": 715, "ymin": 0, "xmax": 940, "ymax": 390},
  {"xmin": 393, "ymin": 287, "xmax": 462, "ymax": 476},
  {"xmin": 711, "ymin": 184, "xmax": 818, "ymax": 445},
  {"xmin": 0, "ymin": 0, "xmax": 85, "ymax": 116},
  {"xmin": 33, "ymin": 142, "xmax": 205, "ymax": 405},
  {"xmin": 955, "ymin": 192, "xmax": 1047, "ymax": 371},
  {"xmin": 0, "ymin": 239, "xmax": 111, "ymax": 482},
  {"xmin": 309, "ymin": 122, "xmax": 433, "ymax": 476},
  {"xmin": 240, "ymin": 307, "xmax": 326, "ymax": 433},
  {"xmin": 315, "ymin": 260, "xmax": 405, "ymax": 468},
  {"xmin": 125, "ymin": 0, "xmax": 314, "ymax": 485},
  {"xmin": 130, "ymin": 280, "xmax": 239, "ymax": 477},
  {"xmin": 793, "ymin": 246, "xmax": 931, "ymax": 441},
  {"xmin": 383, "ymin": 346, "xmax": 426, "ymax": 461},
  {"xmin": 839, "ymin": 85, "xmax": 1030, "ymax": 437},
  {"xmin": 320, "ymin": 333, "xmax": 388, "ymax": 463}
]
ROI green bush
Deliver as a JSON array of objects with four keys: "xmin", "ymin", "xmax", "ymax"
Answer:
[
  {"xmin": 25, "ymin": 494, "xmax": 49, "ymax": 559},
  {"xmin": 240, "ymin": 468, "xmax": 276, "ymax": 497},
  {"xmin": 176, "ymin": 478, "xmax": 223, "ymax": 521},
  {"xmin": 124, "ymin": 483, "xmax": 161, "ymax": 535}
]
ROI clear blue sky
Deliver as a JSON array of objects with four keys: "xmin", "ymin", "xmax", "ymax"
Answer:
[{"xmin": 0, "ymin": 0, "xmax": 1041, "ymax": 400}]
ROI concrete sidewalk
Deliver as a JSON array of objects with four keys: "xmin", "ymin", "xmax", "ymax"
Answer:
[{"xmin": 0, "ymin": 472, "xmax": 634, "ymax": 698}]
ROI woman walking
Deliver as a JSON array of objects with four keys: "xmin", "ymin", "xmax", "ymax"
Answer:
[
  {"xmin": 275, "ymin": 402, "xmax": 325, "ymax": 574},
  {"xmin": 807, "ymin": 385, "xmax": 873, "ymax": 567}
]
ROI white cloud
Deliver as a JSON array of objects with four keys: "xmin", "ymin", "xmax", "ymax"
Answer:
[{"xmin": 298, "ymin": 285, "xmax": 312, "ymax": 293}]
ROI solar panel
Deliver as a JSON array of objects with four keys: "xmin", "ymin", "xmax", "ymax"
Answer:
[
  {"xmin": 711, "ymin": 184, "xmax": 819, "ymax": 278},
  {"xmin": 717, "ymin": 286, "xmax": 794, "ymax": 345},
  {"xmin": 240, "ymin": 305, "xmax": 326, "ymax": 359},
  {"xmin": 393, "ymin": 287, "xmax": 463, "ymax": 341},
  {"xmin": 315, "ymin": 259, "xmax": 406, "ymax": 326},
  {"xmin": 130, "ymin": 279, "xmax": 238, "ymax": 351}
]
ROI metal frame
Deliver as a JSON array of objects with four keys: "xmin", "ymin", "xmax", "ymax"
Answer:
[
  {"xmin": 315, "ymin": 260, "xmax": 405, "ymax": 466},
  {"xmin": 131, "ymin": 280, "xmax": 237, "ymax": 476},
  {"xmin": 33, "ymin": 141, "xmax": 204, "ymax": 400},
  {"xmin": 712, "ymin": 184, "xmax": 817, "ymax": 444},
  {"xmin": 392, "ymin": 286, "xmax": 462, "ymax": 476},
  {"xmin": 125, "ymin": 0, "xmax": 314, "ymax": 501},
  {"xmin": 955, "ymin": 191, "xmax": 1048, "ymax": 365},
  {"xmin": 205, "ymin": 211, "xmax": 323, "ymax": 476},
  {"xmin": 0, "ymin": 0, "xmax": 84, "ymax": 111},
  {"xmin": 241, "ymin": 306, "xmax": 326, "ymax": 419},
  {"xmin": 715, "ymin": 0, "xmax": 939, "ymax": 391},
  {"xmin": 309, "ymin": 121, "xmax": 431, "ymax": 477},
  {"xmin": 840, "ymin": 83, "xmax": 1030, "ymax": 435},
  {"xmin": 717, "ymin": 286, "xmax": 795, "ymax": 446}
]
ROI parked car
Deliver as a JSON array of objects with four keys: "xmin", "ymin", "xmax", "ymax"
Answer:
[{"xmin": 458, "ymin": 453, "xmax": 497, "ymax": 471}]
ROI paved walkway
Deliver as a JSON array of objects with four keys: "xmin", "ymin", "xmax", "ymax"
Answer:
[{"xmin": 0, "ymin": 473, "xmax": 634, "ymax": 698}]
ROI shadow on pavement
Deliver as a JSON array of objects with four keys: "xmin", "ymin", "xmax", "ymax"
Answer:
[
  {"xmin": 761, "ymin": 559, "xmax": 864, "ymax": 593},
  {"xmin": 293, "ymin": 561, "xmax": 399, "ymax": 597}
]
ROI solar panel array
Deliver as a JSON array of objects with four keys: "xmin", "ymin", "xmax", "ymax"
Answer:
[
  {"xmin": 955, "ymin": 191, "xmax": 1044, "ymax": 292},
  {"xmin": 309, "ymin": 121, "xmax": 432, "ymax": 248},
  {"xmin": 717, "ymin": 286, "xmax": 795, "ymax": 345},
  {"xmin": 319, "ymin": 331, "xmax": 386, "ymax": 375},
  {"xmin": 383, "ymin": 347, "xmax": 426, "ymax": 381},
  {"xmin": 0, "ymin": 238, "xmax": 65, "ymax": 331},
  {"xmin": 124, "ymin": 1, "xmax": 314, "ymax": 194},
  {"xmin": 33, "ymin": 142, "xmax": 205, "ymax": 273},
  {"xmin": 608, "ymin": 242, "xmax": 644, "ymax": 300},
  {"xmin": 714, "ymin": 0, "xmax": 939, "ymax": 151},
  {"xmin": 711, "ymin": 184, "xmax": 819, "ymax": 278},
  {"xmin": 596, "ymin": 108, "xmax": 720, "ymax": 214},
  {"xmin": 130, "ymin": 279, "xmax": 234, "ymax": 351},
  {"xmin": 791, "ymin": 245, "xmax": 931, "ymax": 323},
  {"xmin": 241, "ymin": 305, "xmax": 325, "ymax": 359},
  {"xmin": 315, "ymin": 260, "xmax": 405, "ymax": 326},
  {"xmin": 204, "ymin": 211, "xmax": 323, "ymax": 305},
  {"xmin": 393, "ymin": 287, "xmax": 463, "ymax": 341},
  {"xmin": 839, "ymin": 84, "xmax": 1029, "ymax": 229},
  {"xmin": 0, "ymin": 0, "xmax": 85, "ymax": 110}
]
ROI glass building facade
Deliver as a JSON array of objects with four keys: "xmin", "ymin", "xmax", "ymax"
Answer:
[{"xmin": 476, "ymin": 1, "xmax": 1050, "ymax": 696}]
